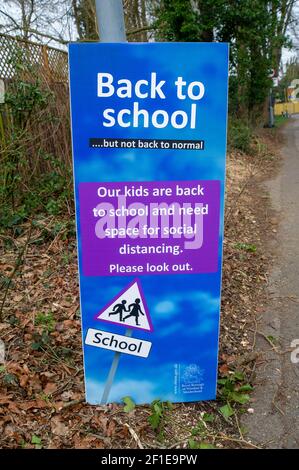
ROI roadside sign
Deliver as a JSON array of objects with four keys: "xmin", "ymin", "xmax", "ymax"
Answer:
[{"xmin": 69, "ymin": 42, "xmax": 229, "ymax": 405}]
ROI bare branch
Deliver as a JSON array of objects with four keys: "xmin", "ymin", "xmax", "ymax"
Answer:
[{"xmin": 0, "ymin": 8, "xmax": 21, "ymax": 29}]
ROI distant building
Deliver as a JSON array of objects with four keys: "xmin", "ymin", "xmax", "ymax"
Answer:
[{"xmin": 288, "ymin": 85, "xmax": 299, "ymax": 101}]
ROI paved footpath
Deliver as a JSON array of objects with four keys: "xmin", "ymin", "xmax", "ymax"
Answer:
[{"xmin": 242, "ymin": 115, "xmax": 299, "ymax": 448}]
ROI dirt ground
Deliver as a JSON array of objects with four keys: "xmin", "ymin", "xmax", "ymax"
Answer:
[{"xmin": 0, "ymin": 129, "xmax": 282, "ymax": 449}]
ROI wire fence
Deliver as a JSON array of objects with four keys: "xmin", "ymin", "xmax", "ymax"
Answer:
[{"xmin": 0, "ymin": 33, "xmax": 68, "ymax": 83}]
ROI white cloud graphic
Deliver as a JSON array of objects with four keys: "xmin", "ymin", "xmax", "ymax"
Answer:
[
  {"xmin": 154, "ymin": 300, "xmax": 178, "ymax": 318},
  {"xmin": 86, "ymin": 378, "xmax": 156, "ymax": 404}
]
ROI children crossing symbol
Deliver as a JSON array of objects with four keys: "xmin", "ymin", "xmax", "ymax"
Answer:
[{"xmin": 94, "ymin": 278, "xmax": 153, "ymax": 332}]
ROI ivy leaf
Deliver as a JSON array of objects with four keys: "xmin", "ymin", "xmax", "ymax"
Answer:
[
  {"xmin": 199, "ymin": 442, "xmax": 215, "ymax": 449},
  {"xmin": 230, "ymin": 392, "xmax": 250, "ymax": 404},
  {"xmin": 189, "ymin": 439, "xmax": 215, "ymax": 449},
  {"xmin": 220, "ymin": 403, "xmax": 234, "ymax": 419},
  {"xmin": 238, "ymin": 384, "xmax": 253, "ymax": 392},
  {"xmin": 202, "ymin": 412, "xmax": 214, "ymax": 423},
  {"xmin": 3, "ymin": 373, "xmax": 18, "ymax": 386},
  {"xmin": 217, "ymin": 378, "xmax": 227, "ymax": 385},
  {"xmin": 148, "ymin": 412, "xmax": 160, "ymax": 430},
  {"xmin": 31, "ymin": 435, "xmax": 42, "ymax": 448},
  {"xmin": 233, "ymin": 371, "xmax": 244, "ymax": 381},
  {"xmin": 188, "ymin": 438, "xmax": 199, "ymax": 449},
  {"xmin": 31, "ymin": 435, "xmax": 41, "ymax": 445},
  {"xmin": 122, "ymin": 396, "xmax": 135, "ymax": 413}
]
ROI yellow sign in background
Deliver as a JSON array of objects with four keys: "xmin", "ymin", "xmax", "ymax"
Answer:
[{"xmin": 275, "ymin": 102, "xmax": 299, "ymax": 115}]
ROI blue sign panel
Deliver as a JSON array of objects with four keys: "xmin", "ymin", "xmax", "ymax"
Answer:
[{"xmin": 69, "ymin": 42, "xmax": 229, "ymax": 404}]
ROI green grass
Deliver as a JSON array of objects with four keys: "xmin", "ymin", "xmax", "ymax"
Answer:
[{"xmin": 274, "ymin": 114, "xmax": 289, "ymax": 127}]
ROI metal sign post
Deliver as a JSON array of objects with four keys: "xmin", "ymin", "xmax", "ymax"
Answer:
[
  {"xmin": 95, "ymin": 0, "xmax": 126, "ymax": 43},
  {"xmin": 100, "ymin": 329, "xmax": 132, "ymax": 404},
  {"xmin": 94, "ymin": 0, "xmax": 127, "ymax": 404}
]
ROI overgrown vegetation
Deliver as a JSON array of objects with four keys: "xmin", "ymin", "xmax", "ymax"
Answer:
[
  {"xmin": 228, "ymin": 118, "xmax": 253, "ymax": 153},
  {"xmin": 151, "ymin": 0, "xmax": 295, "ymax": 124},
  {"xmin": 0, "ymin": 53, "xmax": 72, "ymax": 237},
  {"xmin": 121, "ymin": 370, "xmax": 254, "ymax": 449}
]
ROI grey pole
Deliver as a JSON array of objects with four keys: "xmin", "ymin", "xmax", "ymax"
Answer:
[
  {"xmin": 269, "ymin": 88, "xmax": 274, "ymax": 128},
  {"xmin": 95, "ymin": 0, "xmax": 127, "ymax": 404},
  {"xmin": 100, "ymin": 328, "xmax": 133, "ymax": 405},
  {"xmin": 95, "ymin": 0, "xmax": 126, "ymax": 42}
]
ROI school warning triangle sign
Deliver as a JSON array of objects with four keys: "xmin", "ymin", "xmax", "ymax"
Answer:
[{"xmin": 95, "ymin": 279, "xmax": 153, "ymax": 332}]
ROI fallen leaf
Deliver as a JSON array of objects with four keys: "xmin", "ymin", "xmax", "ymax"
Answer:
[
  {"xmin": 0, "ymin": 396, "xmax": 13, "ymax": 405},
  {"xmin": 19, "ymin": 400, "xmax": 48, "ymax": 411},
  {"xmin": 51, "ymin": 416, "xmax": 68, "ymax": 436},
  {"xmin": 44, "ymin": 382, "xmax": 57, "ymax": 395},
  {"xmin": 8, "ymin": 402, "xmax": 21, "ymax": 414},
  {"xmin": 60, "ymin": 390, "xmax": 74, "ymax": 402},
  {"xmin": 219, "ymin": 364, "xmax": 229, "ymax": 375},
  {"xmin": 19, "ymin": 375, "xmax": 29, "ymax": 388}
]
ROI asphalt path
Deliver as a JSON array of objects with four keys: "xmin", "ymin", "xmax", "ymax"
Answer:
[{"xmin": 242, "ymin": 115, "xmax": 299, "ymax": 448}]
